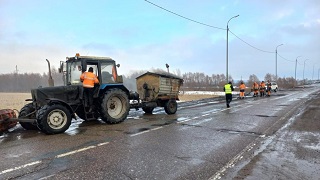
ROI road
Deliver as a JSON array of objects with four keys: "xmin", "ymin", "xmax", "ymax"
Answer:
[{"xmin": 0, "ymin": 85, "xmax": 319, "ymax": 180}]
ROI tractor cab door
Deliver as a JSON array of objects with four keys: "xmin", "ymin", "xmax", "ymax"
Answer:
[{"xmin": 84, "ymin": 62, "xmax": 100, "ymax": 98}]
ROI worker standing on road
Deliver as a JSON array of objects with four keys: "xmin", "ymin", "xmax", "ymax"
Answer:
[
  {"xmin": 239, "ymin": 81, "xmax": 246, "ymax": 99},
  {"xmin": 252, "ymin": 82, "xmax": 259, "ymax": 97},
  {"xmin": 80, "ymin": 67, "xmax": 100, "ymax": 112},
  {"xmin": 266, "ymin": 80, "xmax": 272, "ymax": 97},
  {"xmin": 259, "ymin": 81, "xmax": 266, "ymax": 97},
  {"xmin": 224, "ymin": 81, "xmax": 234, "ymax": 108}
]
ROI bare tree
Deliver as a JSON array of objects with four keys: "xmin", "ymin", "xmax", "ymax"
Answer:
[
  {"xmin": 247, "ymin": 74, "xmax": 260, "ymax": 88},
  {"xmin": 264, "ymin": 73, "xmax": 272, "ymax": 81}
]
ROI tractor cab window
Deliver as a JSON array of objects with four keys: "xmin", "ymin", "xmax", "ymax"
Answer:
[
  {"xmin": 101, "ymin": 62, "xmax": 116, "ymax": 84},
  {"xmin": 86, "ymin": 65, "xmax": 98, "ymax": 76},
  {"xmin": 67, "ymin": 61, "xmax": 82, "ymax": 85}
]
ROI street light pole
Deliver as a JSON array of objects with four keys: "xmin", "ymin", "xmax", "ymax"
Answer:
[
  {"xmin": 226, "ymin": 14, "xmax": 239, "ymax": 83},
  {"xmin": 312, "ymin": 64, "xmax": 315, "ymax": 81},
  {"xmin": 303, "ymin": 59, "xmax": 309, "ymax": 85},
  {"xmin": 275, "ymin": 44, "xmax": 283, "ymax": 82},
  {"xmin": 295, "ymin": 56, "xmax": 301, "ymax": 87}
]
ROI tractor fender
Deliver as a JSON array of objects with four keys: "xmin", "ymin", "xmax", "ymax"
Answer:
[
  {"xmin": 99, "ymin": 84, "xmax": 130, "ymax": 96},
  {"xmin": 44, "ymin": 98, "xmax": 76, "ymax": 119}
]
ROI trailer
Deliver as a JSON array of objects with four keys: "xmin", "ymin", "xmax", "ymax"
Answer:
[{"xmin": 130, "ymin": 71, "xmax": 184, "ymax": 114}]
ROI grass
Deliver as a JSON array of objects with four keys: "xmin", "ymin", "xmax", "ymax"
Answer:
[{"xmin": 0, "ymin": 93, "xmax": 32, "ymax": 111}]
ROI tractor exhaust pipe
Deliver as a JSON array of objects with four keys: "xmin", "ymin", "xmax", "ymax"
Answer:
[{"xmin": 46, "ymin": 59, "xmax": 54, "ymax": 87}]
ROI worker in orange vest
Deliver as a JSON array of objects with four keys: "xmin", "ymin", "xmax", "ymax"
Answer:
[
  {"xmin": 239, "ymin": 81, "xmax": 246, "ymax": 99},
  {"xmin": 252, "ymin": 82, "xmax": 259, "ymax": 97},
  {"xmin": 259, "ymin": 81, "xmax": 266, "ymax": 97},
  {"xmin": 266, "ymin": 80, "xmax": 272, "ymax": 97},
  {"xmin": 80, "ymin": 67, "xmax": 100, "ymax": 112}
]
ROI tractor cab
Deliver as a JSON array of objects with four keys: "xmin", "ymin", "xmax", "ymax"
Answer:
[
  {"xmin": 56, "ymin": 53, "xmax": 128, "ymax": 121},
  {"xmin": 59, "ymin": 53, "xmax": 122, "ymax": 86}
]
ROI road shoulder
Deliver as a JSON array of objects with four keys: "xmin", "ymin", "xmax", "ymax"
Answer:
[{"xmin": 224, "ymin": 90, "xmax": 320, "ymax": 179}]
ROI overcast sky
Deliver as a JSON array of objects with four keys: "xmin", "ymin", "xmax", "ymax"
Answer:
[{"xmin": 0, "ymin": 0, "xmax": 319, "ymax": 80}]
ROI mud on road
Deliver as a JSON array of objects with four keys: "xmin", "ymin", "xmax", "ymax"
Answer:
[{"xmin": 225, "ymin": 90, "xmax": 320, "ymax": 179}]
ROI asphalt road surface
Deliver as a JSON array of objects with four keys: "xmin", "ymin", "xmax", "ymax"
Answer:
[{"xmin": 0, "ymin": 85, "xmax": 319, "ymax": 180}]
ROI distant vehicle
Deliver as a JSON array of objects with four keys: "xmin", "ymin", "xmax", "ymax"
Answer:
[
  {"xmin": 266, "ymin": 82, "xmax": 278, "ymax": 92},
  {"xmin": 271, "ymin": 82, "xmax": 278, "ymax": 92}
]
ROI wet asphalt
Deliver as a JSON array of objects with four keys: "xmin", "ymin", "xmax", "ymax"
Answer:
[{"xmin": 0, "ymin": 85, "xmax": 319, "ymax": 180}]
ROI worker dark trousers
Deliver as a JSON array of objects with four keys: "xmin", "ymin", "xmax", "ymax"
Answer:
[
  {"xmin": 83, "ymin": 87, "xmax": 94, "ymax": 107},
  {"xmin": 225, "ymin": 94, "xmax": 232, "ymax": 107}
]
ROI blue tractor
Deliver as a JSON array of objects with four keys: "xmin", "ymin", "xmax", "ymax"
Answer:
[{"xmin": 18, "ymin": 54, "xmax": 131, "ymax": 134}]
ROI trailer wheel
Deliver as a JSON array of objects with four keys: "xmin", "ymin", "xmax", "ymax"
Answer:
[
  {"xmin": 19, "ymin": 103, "xmax": 38, "ymax": 130},
  {"xmin": 36, "ymin": 104, "xmax": 71, "ymax": 134},
  {"xmin": 164, "ymin": 100, "xmax": 177, "ymax": 115},
  {"xmin": 100, "ymin": 89, "xmax": 129, "ymax": 124},
  {"xmin": 142, "ymin": 107, "xmax": 154, "ymax": 114}
]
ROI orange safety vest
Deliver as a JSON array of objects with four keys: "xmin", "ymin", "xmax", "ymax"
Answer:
[
  {"xmin": 80, "ymin": 72, "xmax": 99, "ymax": 88},
  {"xmin": 260, "ymin": 82, "xmax": 265, "ymax": 90},
  {"xmin": 239, "ymin": 84, "xmax": 246, "ymax": 90},
  {"xmin": 252, "ymin": 82, "xmax": 259, "ymax": 90}
]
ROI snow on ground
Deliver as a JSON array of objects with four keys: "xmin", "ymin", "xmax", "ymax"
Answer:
[{"xmin": 181, "ymin": 91, "xmax": 239, "ymax": 96}]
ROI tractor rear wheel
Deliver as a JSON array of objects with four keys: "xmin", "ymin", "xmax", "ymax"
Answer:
[
  {"xmin": 100, "ymin": 89, "xmax": 129, "ymax": 124},
  {"xmin": 164, "ymin": 100, "xmax": 177, "ymax": 115},
  {"xmin": 19, "ymin": 103, "xmax": 38, "ymax": 130},
  {"xmin": 36, "ymin": 104, "xmax": 71, "ymax": 134}
]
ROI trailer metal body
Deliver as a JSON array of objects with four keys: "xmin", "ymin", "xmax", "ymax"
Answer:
[{"xmin": 130, "ymin": 72, "xmax": 183, "ymax": 114}]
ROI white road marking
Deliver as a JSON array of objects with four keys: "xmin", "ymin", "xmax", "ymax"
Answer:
[
  {"xmin": 0, "ymin": 141, "xmax": 109, "ymax": 176},
  {"xmin": 55, "ymin": 146, "xmax": 96, "ymax": 158},
  {"xmin": 0, "ymin": 161, "xmax": 41, "ymax": 175},
  {"xmin": 97, "ymin": 142, "xmax": 109, "ymax": 146},
  {"xmin": 177, "ymin": 118, "xmax": 191, "ymax": 123},
  {"xmin": 130, "ymin": 126, "xmax": 163, "ymax": 137}
]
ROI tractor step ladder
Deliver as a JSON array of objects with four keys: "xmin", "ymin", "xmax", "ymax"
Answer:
[{"xmin": 85, "ymin": 111, "xmax": 96, "ymax": 121}]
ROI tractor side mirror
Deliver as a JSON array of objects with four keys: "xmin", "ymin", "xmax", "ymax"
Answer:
[
  {"xmin": 59, "ymin": 61, "xmax": 64, "ymax": 73},
  {"xmin": 116, "ymin": 64, "xmax": 120, "ymax": 68}
]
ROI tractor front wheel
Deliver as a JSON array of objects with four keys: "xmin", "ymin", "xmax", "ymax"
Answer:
[
  {"xmin": 19, "ymin": 103, "xmax": 38, "ymax": 130},
  {"xmin": 36, "ymin": 104, "xmax": 71, "ymax": 134}
]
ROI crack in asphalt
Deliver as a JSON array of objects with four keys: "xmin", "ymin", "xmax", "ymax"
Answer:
[
  {"xmin": 180, "ymin": 123, "xmax": 202, "ymax": 128},
  {"xmin": 214, "ymin": 128, "xmax": 264, "ymax": 136},
  {"xmin": 255, "ymin": 114, "xmax": 277, "ymax": 118}
]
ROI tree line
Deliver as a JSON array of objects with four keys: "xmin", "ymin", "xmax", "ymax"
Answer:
[
  {"xmin": 180, "ymin": 72, "xmax": 297, "ymax": 90},
  {"xmin": 0, "ymin": 68, "xmax": 64, "ymax": 92},
  {"xmin": 0, "ymin": 67, "xmax": 298, "ymax": 92}
]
